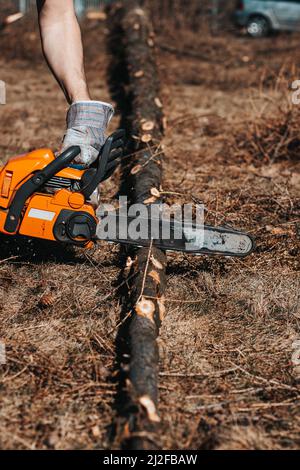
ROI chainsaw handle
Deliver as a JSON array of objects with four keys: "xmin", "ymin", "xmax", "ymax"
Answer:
[
  {"xmin": 42, "ymin": 146, "xmax": 81, "ymax": 178},
  {"xmin": 4, "ymin": 146, "xmax": 81, "ymax": 234}
]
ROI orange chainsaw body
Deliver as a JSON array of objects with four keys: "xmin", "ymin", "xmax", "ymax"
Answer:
[
  {"xmin": 0, "ymin": 149, "xmax": 95, "ymax": 244},
  {"xmin": 0, "ymin": 130, "xmax": 125, "ymax": 246}
]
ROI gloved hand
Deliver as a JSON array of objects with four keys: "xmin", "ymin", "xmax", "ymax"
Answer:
[{"xmin": 61, "ymin": 100, "xmax": 114, "ymax": 167}]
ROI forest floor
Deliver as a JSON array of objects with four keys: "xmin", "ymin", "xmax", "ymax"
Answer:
[{"xmin": 0, "ymin": 7, "xmax": 300, "ymax": 449}]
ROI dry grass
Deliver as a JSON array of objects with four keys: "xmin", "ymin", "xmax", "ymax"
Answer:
[{"xmin": 0, "ymin": 10, "xmax": 300, "ymax": 449}]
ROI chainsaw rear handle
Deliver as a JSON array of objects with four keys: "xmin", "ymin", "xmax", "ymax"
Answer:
[{"xmin": 4, "ymin": 146, "xmax": 81, "ymax": 233}]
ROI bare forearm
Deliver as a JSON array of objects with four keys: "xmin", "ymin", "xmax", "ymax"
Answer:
[
  {"xmin": 36, "ymin": 0, "xmax": 113, "ymax": 167},
  {"xmin": 37, "ymin": 0, "xmax": 90, "ymax": 103}
]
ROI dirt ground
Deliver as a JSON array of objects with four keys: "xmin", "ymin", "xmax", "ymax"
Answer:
[{"xmin": 0, "ymin": 8, "xmax": 300, "ymax": 450}]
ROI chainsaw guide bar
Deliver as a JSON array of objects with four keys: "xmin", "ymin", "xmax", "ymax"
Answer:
[{"xmin": 95, "ymin": 211, "xmax": 255, "ymax": 257}]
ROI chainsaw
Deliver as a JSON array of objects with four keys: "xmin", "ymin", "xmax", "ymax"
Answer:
[{"xmin": 0, "ymin": 130, "xmax": 254, "ymax": 257}]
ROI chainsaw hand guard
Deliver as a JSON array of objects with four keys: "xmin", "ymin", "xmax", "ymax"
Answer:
[{"xmin": 80, "ymin": 129, "xmax": 125, "ymax": 198}]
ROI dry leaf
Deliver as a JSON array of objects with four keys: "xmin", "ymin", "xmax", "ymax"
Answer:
[
  {"xmin": 266, "ymin": 225, "xmax": 287, "ymax": 235},
  {"xmin": 148, "ymin": 38, "xmax": 155, "ymax": 47},
  {"xmin": 141, "ymin": 120, "xmax": 155, "ymax": 131},
  {"xmin": 148, "ymin": 270, "xmax": 160, "ymax": 284},
  {"xmin": 39, "ymin": 292, "xmax": 55, "ymax": 307},
  {"xmin": 139, "ymin": 395, "xmax": 160, "ymax": 422},
  {"xmin": 141, "ymin": 134, "xmax": 152, "ymax": 143},
  {"xmin": 162, "ymin": 116, "xmax": 168, "ymax": 130},
  {"xmin": 151, "ymin": 255, "xmax": 163, "ymax": 270},
  {"xmin": 130, "ymin": 164, "xmax": 142, "ymax": 175}
]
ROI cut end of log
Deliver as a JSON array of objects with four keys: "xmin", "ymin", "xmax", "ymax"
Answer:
[
  {"xmin": 131, "ymin": 164, "xmax": 142, "ymax": 175},
  {"xmin": 143, "ymin": 196, "xmax": 157, "ymax": 205},
  {"xmin": 141, "ymin": 133, "xmax": 152, "ymax": 143},
  {"xmin": 150, "ymin": 187, "xmax": 160, "ymax": 197},
  {"xmin": 157, "ymin": 296, "xmax": 166, "ymax": 322},
  {"xmin": 139, "ymin": 395, "xmax": 161, "ymax": 423},
  {"xmin": 141, "ymin": 120, "xmax": 155, "ymax": 131},
  {"xmin": 148, "ymin": 270, "xmax": 161, "ymax": 285},
  {"xmin": 150, "ymin": 255, "xmax": 164, "ymax": 270},
  {"xmin": 135, "ymin": 297, "xmax": 155, "ymax": 323}
]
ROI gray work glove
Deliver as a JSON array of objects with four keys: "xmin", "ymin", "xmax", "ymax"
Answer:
[{"xmin": 61, "ymin": 100, "xmax": 114, "ymax": 167}]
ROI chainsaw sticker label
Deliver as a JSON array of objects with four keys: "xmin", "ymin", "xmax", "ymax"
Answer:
[
  {"xmin": 28, "ymin": 208, "xmax": 56, "ymax": 221},
  {"xmin": 0, "ymin": 80, "xmax": 6, "ymax": 104}
]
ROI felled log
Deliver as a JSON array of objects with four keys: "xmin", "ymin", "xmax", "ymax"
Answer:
[{"xmin": 108, "ymin": 0, "xmax": 167, "ymax": 450}]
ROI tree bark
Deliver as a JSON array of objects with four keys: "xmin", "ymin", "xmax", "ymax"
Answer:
[{"xmin": 108, "ymin": 0, "xmax": 167, "ymax": 450}]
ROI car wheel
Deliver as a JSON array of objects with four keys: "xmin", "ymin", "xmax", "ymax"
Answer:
[{"xmin": 247, "ymin": 15, "xmax": 270, "ymax": 38}]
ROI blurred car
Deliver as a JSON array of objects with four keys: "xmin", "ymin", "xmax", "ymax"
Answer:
[{"xmin": 234, "ymin": 0, "xmax": 300, "ymax": 37}]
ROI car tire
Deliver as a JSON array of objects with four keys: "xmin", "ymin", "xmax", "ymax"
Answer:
[{"xmin": 246, "ymin": 15, "xmax": 270, "ymax": 38}]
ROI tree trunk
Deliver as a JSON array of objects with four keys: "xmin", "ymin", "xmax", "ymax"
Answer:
[{"xmin": 108, "ymin": 0, "xmax": 167, "ymax": 450}]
